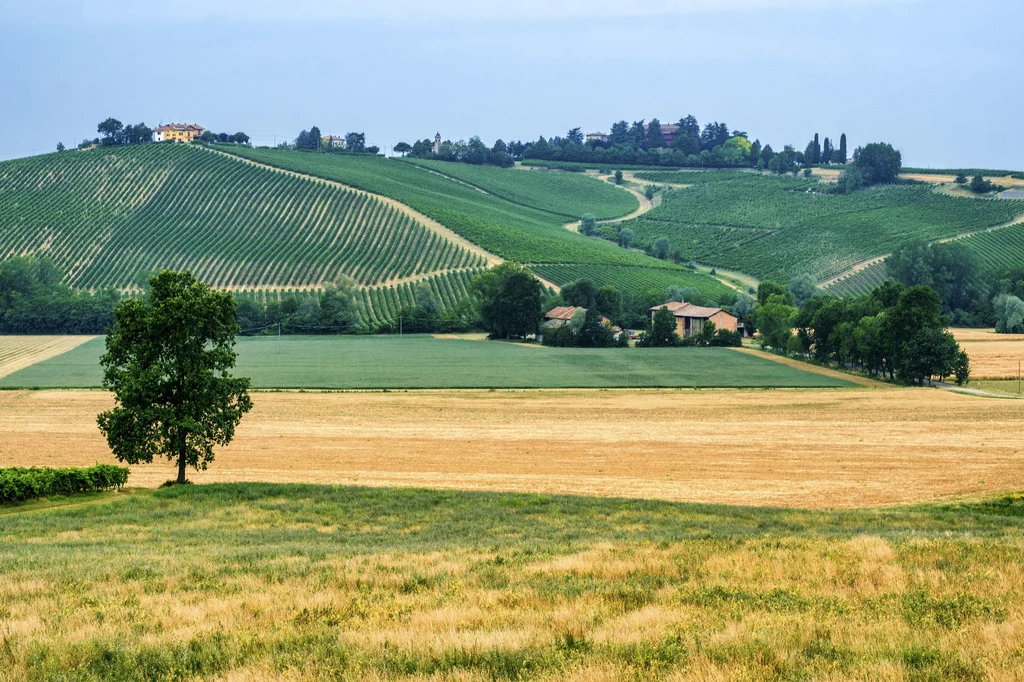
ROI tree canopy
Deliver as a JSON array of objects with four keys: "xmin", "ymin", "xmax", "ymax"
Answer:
[{"xmin": 97, "ymin": 270, "xmax": 252, "ymax": 484}]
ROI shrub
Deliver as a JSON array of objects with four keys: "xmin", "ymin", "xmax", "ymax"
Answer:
[{"xmin": 0, "ymin": 464, "xmax": 129, "ymax": 504}]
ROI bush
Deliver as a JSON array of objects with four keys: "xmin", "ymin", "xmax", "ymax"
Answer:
[{"xmin": 0, "ymin": 464, "xmax": 129, "ymax": 504}]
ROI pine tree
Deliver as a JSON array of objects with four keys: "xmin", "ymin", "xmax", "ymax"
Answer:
[{"xmin": 838, "ymin": 134, "xmax": 848, "ymax": 164}]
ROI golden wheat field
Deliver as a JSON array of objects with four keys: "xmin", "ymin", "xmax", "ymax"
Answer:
[
  {"xmin": 951, "ymin": 328, "xmax": 1024, "ymax": 379},
  {"xmin": 2, "ymin": 387, "xmax": 1023, "ymax": 508}
]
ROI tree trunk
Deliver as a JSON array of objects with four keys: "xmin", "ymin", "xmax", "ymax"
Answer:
[{"xmin": 176, "ymin": 431, "xmax": 187, "ymax": 484}]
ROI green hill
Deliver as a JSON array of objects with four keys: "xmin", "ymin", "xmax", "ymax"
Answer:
[
  {"xmin": 627, "ymin": 170, "xmax": 1023, "ymax": 283},
  {"xmin": 0, "ymin": 144, "xmax": 484, "ymax": 292},
  {"xmin": 214, "ymin": 146, "xmax": 730, "ymax": 300}
]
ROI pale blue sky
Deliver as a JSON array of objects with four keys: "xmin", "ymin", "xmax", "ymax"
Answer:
[{"xmin": 2, "ymin": 0, "xmax": 1021, "ymax": 168}]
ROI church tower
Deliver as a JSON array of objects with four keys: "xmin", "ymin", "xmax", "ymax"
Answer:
[{"xmin": 433, "ymin": 132, "xmax": 441, "ymax": 155}]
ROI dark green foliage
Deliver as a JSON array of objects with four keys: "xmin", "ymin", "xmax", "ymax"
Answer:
[
  {"xmin": 560, "ymin": 279, "xmax": 598, "ymax": 308},
  {"xmin": 98, "ymin": 270, "xmax": 253, "ymax": 484},
  {"xmin": 637, "ymin": 306, "xmax": 679, "ymax": 347},
  {"xmin": 0, "ymin": 256, "xmax": 119, "ymax": 333},
  {"xmin": 471, "ymin": 263, "xmax": 543, "ymax": 339},
  {"xmin": 579, "ymin": 213, "xmax": 597, "ymax": 236},
  {"xmin": 614, "ymin": 170, "xmax": 623, "ymax": 185},
  {"xmin": 885, "ymin": 241, "xmax": 987, "ymax": 325},
  {"xmin": 855, "ymin": 142, "xmax": 902, "ymax": 185},
  {"xmin": 969, "ymin": 174, "xmax": 1000, "ymax": 194},
  {"xmin": 0, "ymin": 464, "xmax": 128, "ymax": 504}
]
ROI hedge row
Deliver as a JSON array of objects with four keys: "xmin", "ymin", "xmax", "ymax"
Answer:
[{"xmin": 0, "ymin": 464, "xmax": 129, "ymax": 504}]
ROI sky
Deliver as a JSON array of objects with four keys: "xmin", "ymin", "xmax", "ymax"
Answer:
[{"xmin": 1, "ymin": 0, "xmax": 1021, "ymax": 168}]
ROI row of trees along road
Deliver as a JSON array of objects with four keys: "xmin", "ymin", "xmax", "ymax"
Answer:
[{"xmin": 752, "ymin": 279, "xmax": 969, "ymax": 385}]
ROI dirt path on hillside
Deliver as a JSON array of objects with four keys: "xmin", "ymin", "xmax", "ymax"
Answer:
[
  {"xmin": 209, "ymin": 148, "xmax": 502, "ymax": 268},
  {"xmin": 822, "ymin": 211, "xmax": 1024, "ymax": 289},
  {"xmin": 211, "ymin": 149, "xmax": 566, "ymax": 292}
]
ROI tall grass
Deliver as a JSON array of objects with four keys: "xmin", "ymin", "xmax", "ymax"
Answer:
[{"xmin": 2, "ymin": 483, "xmax": 1023, "ymax": 680}]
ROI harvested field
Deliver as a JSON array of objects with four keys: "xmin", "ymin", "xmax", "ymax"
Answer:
[
  {"xmin": 2, "ymin": 388, "xmax": 1023, "ymax": 508},
  {"xmin": 950, "ymin": 328, "xmax": 1024, "ymax": 378},
  {"xmin": 951, "ymin": 327, "xmax": 1024, "ymax": 342},
  {"xmin": 0, "ymin": 335, "xmax": 95, "ymax": 379}
]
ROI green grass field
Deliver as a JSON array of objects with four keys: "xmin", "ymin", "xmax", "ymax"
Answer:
[
  {"xmin": 0, "ymin": 335, "xmax": 851, "ymax": 389},
  {"xmin": 624, "ymin": 171, "xmax": 1023, "ymax": 283},
  {"xmin": 3, "ymin": 483, "xmax": 1023, "ymax": 680}
]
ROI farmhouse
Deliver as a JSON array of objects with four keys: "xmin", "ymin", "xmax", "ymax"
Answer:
[
  {"xmin": 585, "ymin": 132, "xmax": 609, "ymax": 144},
  {"xmin": 544, "ymin": 306, "xmax": 616, "ymax": 328},
  {"xmin": 322, "ymin": 135, "xmax": 345, "ymax": 149},
  {"xmin": 644, "ymin": 122, "xmax": 679, "ymax": 148},
  {"xmin": 651, "ymin": 302, "xmax": 740, "ymax": 338},
  {"xmin": 152, "ymin": 123, "xmax": 205, "ymax": 143}
]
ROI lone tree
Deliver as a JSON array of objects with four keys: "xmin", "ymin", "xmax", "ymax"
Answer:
[{"xmin": 97, "ymin": 270, "xmax": 252, "ymax": 484}]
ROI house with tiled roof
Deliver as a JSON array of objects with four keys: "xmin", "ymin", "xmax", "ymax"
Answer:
[
  {"xmin": 152, "ymin": 123, "xmax": 205, "ymax": 143},
  {"xmin": 650, "ymin": 302, "xmax": 740, "ymax": 338}
]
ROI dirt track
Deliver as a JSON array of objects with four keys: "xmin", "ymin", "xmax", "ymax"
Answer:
[{"xmin": 3, "ymin": 388, "xmax": 1022, "ymax": 509}]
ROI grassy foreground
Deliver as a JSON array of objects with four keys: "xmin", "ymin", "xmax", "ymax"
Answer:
[
  {"xmin": 0, "ymin": 335, "xmax": 852, "ymax": 389},
  {"xmin": 2, "ymin": 484, "xmax": 1023, "ymax": 680}
]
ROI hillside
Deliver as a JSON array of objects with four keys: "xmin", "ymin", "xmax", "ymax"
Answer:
[
  {"xmin": 214, "ymin": 146, "xmax": 731, "ymax": 300},
  {"xmin": 624, "ymin": 170, "xmax": 1023, "ymax": 284},
  {"xmin": 0, "ymin": 145, "xmax": 485, "ymax": 292}
]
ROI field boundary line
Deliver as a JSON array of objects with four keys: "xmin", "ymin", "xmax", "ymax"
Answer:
[
  {"xmin": 729, "ymin": 347, "xmax": 891, "ymax": 388},
  {"xmin": 0, "ymin": 336, "xmax": 97, "ymax": 379}
]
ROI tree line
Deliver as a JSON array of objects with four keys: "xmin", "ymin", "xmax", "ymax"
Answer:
[
  {"xmin": 288, "ymin": 126, "xmax": 379, "ymax": 155},
  {"xmin": 751, "ymin": 277, "xmax": 969, "ymax": 385}
]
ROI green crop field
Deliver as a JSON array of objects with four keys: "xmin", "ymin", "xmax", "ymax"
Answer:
[
  {"xmin": 0, "ymin": 334, "xmax": 851, "ymax": 389},
  {"xmin": 821, "ymin": 261, "xmax": 890, "ymax": 298},
  {"xmin": 3, "ymin": 483, "xmax": 1024, "ymax": 679},
  {"xmin": 214, "ymin": 147, "xmax": 730, "ymax": 301},
  {"xmin": 960, "ymin": 222, "xmax": 1024, "ymax": 272},
  {"xmin": 0, "ymin": 145, "xmax": 483, "ymax": 291},
  {"xmin": 529, "ymin": 263, "xmax": 730, "ymax": 301},
  {"xmin": 623, "ymin": 171, "xmax": 1023, "ymax": 283},
  {"xmin": 402, "ymin": 158, "xmax": 638, "ymax": 219}
]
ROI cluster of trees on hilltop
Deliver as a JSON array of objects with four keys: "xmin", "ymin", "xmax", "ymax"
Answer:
[
  {"xmin": 288, "ymin": 126, "xmax": 379, "ymax": 154},
  {"xmin": 399, "ymin": 117, "xmax": 859, "ymax": 174},
  {"xmin": 61, "ymin": 118, "xmax": 249, "ymax": 152},
  {"xmin": 199, "ymin": 131, "xmax": 249, "ymax": 144},
  {"xmin": 0, "ymin": 257, "xmax": 119, "ymax": 333},
  {"xmin": 752, "ymin": 278, "xmax": 969, "ymax": 385},
  {"xmin": 404, "ymin": 137, "xmax": 519, "ymax": 167}
]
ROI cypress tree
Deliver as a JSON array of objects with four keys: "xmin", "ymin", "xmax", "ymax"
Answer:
[
  {"xmin": 822, "ymin": 137, "xmax": 832, "ymax": 164},
  {"xmin": 839, "ymin": 134, "xmax": 848, "ymax": 164},
  {"xmin": 812, "ymin": 133, "xmax": 821, "ymax": 165}
]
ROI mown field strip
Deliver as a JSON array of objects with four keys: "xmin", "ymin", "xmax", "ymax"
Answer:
[
  {"xmin": 3, "ymin": 388, "xmax": 1022, "ymax": 508},
  {"xmin": 0, "ymin": 336, "xmax": 95, "ymax": 378}
]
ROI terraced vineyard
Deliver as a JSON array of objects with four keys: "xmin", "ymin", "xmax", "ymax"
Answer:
[
  {"xmin": 402, "ymin": 158, "xmax": 638, "ymax": 219},
  {"xmin": 215, "ymin": 147, "xmax": 694, "ymax": 270},
  {"xmin": 821, "ymin": 261, "xmax": 889, "ymax": 297},
  {"xmin": 960, "ymin": 221, "xmax": 1024, "ymax": 272},
  {"xmin": 624, "ymin": 171, "xmax": 1023, "ymax": 283},
  {"xmin": 0, "ymin": 145, "xmax": 483, "ymax": 291},
  {"xmin": 529, "ymin": 264, "xmax": 732, "ymax": 301}
]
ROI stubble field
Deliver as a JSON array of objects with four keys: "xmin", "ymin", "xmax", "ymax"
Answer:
[
  {"xmin": 2, "ymin": 387, "xmax": 1022, "ymax": 508},
  {"xmin": 951, "ymin": 328, "xmax": 1024, "ymax": 379}
]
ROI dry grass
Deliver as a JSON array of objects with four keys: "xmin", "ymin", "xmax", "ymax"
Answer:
[
  {"xmin": 3, "ymin": 483, "xmax": 1024, "ymax": 680},
  {"xmin": 901, "ymin": 173, "xmax": 1024, "ymax": 188},
  {"xmin": 949, "ymin": 329, "xmax": 1024, "ymax": 379},
  {"xmin": 3, "ymin": 388, "xmax": 1024, "ymax": 508},
  {"xmin": 0, "ymin": 335, "xmax": 95, "ymax": 379}
]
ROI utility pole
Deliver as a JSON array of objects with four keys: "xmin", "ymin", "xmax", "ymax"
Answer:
[
  {"xmin": 399, "ymin": 316, "xmax": 403, "ymax": 338},
  {"xmin": 278, "ymin": 320, "xmax": 282, "ymax": 354}
]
